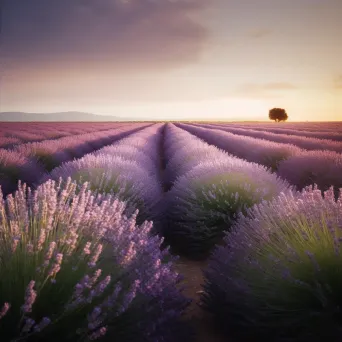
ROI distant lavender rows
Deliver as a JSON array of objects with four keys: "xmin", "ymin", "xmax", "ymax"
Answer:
[
  {"xmin": 207, "ymin": 123, "xmax": 342, "ymax": 141},
  {"xmin": 0, "ymin": 123, "xmax": 152, "ymax": 196},
  {"xmin": 189, "ymin": 123, "xmax": 342, "ymax": 153},
  {"xmin": 176, "ymin": 123, "xmax": 342, "ymax": 193},
  {"xmin": 1, "ymin": 121, "xmax": 342, "ymax": 198},
  {"xmin": 216, "ymin": 121, "xmax": 342, "ymax": 133},
  {"xmin": 0, "ymin": 122, "xmax": 141, "ymax": 148}
]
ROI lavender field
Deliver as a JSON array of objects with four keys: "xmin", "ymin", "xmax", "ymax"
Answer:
[{"xmin": 1, "ymin": 121, "xmax": 342, "ymax": 342}]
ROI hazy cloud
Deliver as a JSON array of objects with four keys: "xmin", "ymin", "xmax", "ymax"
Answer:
[
  {"xmin": 334, "ymin": 75, "xmax": 342, "ymax": 89},
  {"xmin": 262, "ymin": 83, "xmax": 297, "ymax": 90},
  {"xmin": 233, "ymin": 82, "xmax": 297, "ymax": 98},
  {"xmin": 247, "ymin": 28, "xmax": 273, "ymax": 39},
  {"xmin": 1, "ymin": 0, "xmax": 211, "ymax": 72}
]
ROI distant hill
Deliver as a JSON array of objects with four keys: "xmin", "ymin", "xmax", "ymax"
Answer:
[{"xmin": 0, "ymin": 111, "xmax": 148, "ymax": 122}]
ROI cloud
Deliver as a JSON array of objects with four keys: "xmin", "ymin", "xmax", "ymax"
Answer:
[
  {"xmin": 262, "ymin": 83, "xmax": 297, "ymax": 90},
  {"xmin": 1, "ymin": 0, "xmax": 212, "ymax": 73},
  {"xmin": 232, "ymin": 82, "xmax": 297, "ymax": 99},
  {"xmin": 334, "ymin": 75, "xmax": 342, "ymax": 89},
  {"xmin": 247, "ymin": 28, "xmax": 273, "ymax": 39}
]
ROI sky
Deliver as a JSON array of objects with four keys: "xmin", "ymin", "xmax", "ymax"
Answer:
[{"xmin": 0, "ymin": 0, "xmax": 341, "ymax": 121}]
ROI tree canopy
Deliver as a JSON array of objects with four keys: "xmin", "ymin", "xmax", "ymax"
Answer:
[{"xmin": 269, "ymin": 108, "xmax": 288, "ymax": 122}]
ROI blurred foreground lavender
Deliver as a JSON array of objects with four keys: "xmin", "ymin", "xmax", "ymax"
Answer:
[{"xmin": 0, "ymin": 179, "xmax": 191, "ymax": 342}]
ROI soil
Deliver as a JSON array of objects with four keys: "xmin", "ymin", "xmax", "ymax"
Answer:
[{"xmin": 174, "ymin": 257, "xmax": 228, "ymax": 342}]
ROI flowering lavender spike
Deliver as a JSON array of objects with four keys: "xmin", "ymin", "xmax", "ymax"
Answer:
[
  {"xmin": 0, "ymin": 302, "xmax": 10, "ymax": 320},
  {"xmin": 0, "ymin": 179, "xmax": 190, "ymax": 341},
  {"xmin": 202, "ymin": 185, "xmax": 342, "ymax": 341},
  {"xmin": 21, "ymin": 280, "xmax": 37, "ymax": 313},
  {"xmin": 33, "ymin": 317, "xmax": 51, "ymax": 332},
  {"xmin": 165, "ymin": 156, "xmax": 292, "ymax": 259},
  {"xmin": 43, "ymin": 154, "xmax": 163, "ymax": 224}
]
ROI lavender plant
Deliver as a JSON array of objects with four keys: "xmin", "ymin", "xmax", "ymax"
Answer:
[
  {"xmin": 0, "ymin": 179, "xmax": 191, "ymax": 342},
  {"xmin": 43, "ymin": 154, "xmax": 163, "ymax": 224},
  {"xmin": 13, "ymin": 125, "xmax": 148, "ymax": 172},
  {"xmin": 15, "ymin": 143, "xmax": 73, "ymax": 171},
  {"xmin": 177, "ymin": 123, "xmax": 302, "ymax": 171},
  {"xmin": 205, "ymin": 124, "xmax": 342, "ymax": 153},
  {"xmin": 113, "ymin": 134, "xmax": 162, "ymax": 165},
  {"xmin": 164, "ymin": 158, "xmax": 291, "ymax": 259},
  {"xmin": 93, "ymin": 145, "xmax": 156, "ymax": 176},
  {"xmin": 202, "ymin": 185, "xmax": 342, "ymax": 342},
  {"xmin": 164, "ymin": 145, "xmax": 223, "ymax": 190},
  {"xmin": 278, "ymin": 150, "xmax": 342, "ymax": 196},
  {"xmin": 0, "ymin": 149, "xmax": 44, "ymax": 196}
]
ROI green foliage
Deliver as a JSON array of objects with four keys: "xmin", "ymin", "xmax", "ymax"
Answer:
[{"xmin": 202, "ymin": 187, "xmax": 342, "ymax": 341}]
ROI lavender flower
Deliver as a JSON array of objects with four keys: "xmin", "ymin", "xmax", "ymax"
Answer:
[
  {"xmin": 0, "ymin": 148, "xmax": 44, "ymax": 196},
  {"xmin": 165, "ymin": 155, "xmax": 292, "ymax": 259},
  {"xmin": 202, "ymin": 185, "xmax": 342, "ymax": 341},
  {"xmin": 197, "ymin": 123, "xmax": 342, "ymax": 153},
  {"xmin": 13, "ymin": 124, "xmax": 150, "ymax": 172},
  {"xmin": 278, "ymin": 149, "xmax": 342, "ymax": 196},
  {"xmin": 21, "ymin": 318, "xmax": 36, "ymax": 334},
  {"xmin": 0, "ymin": 179, "xmax": 190, "ymax": 341},
  {"xmin": 214, "ymin": 123, "xmax": 342, "ymax": 141},
  {"xmin": 93, "ymin": 145, "xmax": 156, "ymax": 175},
  {"xmin": 0, "ymin": 303, "xmax": 10, "ymax": 320},
  {"xmin": 33, "ymin": 317, "xmax": 51, "ymax": 332},
  {"xmin": 43, "ymin": 153, "xmax": 163, "ymax": 224},
  {"xmin": 21, "ymin": 280, "xmax": 37, "ymax": 313},
  {"xmin": 163, "ymin": 124, "xmax": 229, "ymax": 190},
  {"xmin": 176, "ymin": 123, "xmax": 302, "ymax": 171}
]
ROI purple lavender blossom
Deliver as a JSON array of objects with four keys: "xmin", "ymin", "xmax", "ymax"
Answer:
[
  {"xmin": 278, "ymin": 149, "xmax": 342, "ymax": 195},
  {"xmin": 13, "ymin": 124, "xmax": 150, "ymax": 172},
  {"xmin": 194, "ymin": 123, "xmax": 342, "ymax": 153},
  {"xmin": 211, "ymin": 123, "xmax": 342, "ymax": 141},
  {"xmin": 163, "ymin": 124, "xmax": 231, "ymax": 189},
  {"xmin": 0, "ymin": 179, "xmax": 190, "ymax": 341},
  {"xmin": 165, "ymin": 155, "xmax": 292, "ymax": 259},
  {"xmin": 0, "ymin": 148, "xmax": 45, "ymax": 196},
  {"xmin": 202, "ymin": 185, "xmax": 342, "ymax": 341},
  {"xmin": 42, "ymin": 154, "xmax": 163, "ymax": 223},
  {"xmin": 176, "ymin": 123, "xmax": 302, "ymax": 171},
  {"xmin": 93, "ymin": 145, "xmax": 156, "ymax": 175}
]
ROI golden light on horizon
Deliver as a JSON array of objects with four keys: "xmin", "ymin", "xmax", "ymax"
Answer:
[{"xmin": 1, "ymin": 0, "xmax": 341, "ymax": 121}]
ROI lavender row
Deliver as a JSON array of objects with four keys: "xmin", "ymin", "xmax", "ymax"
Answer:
[
  {"xmin": 14, "ymin": 124, "xmax": 150, "ymax": 171},
  {"xmin": 177, "ymin": 123, "xmax": 342, "ymax": 194},
  {"xmin": 202, "ymin": 185, "xmax": 342, "ymax": 341},
  {"xmin": 191, "ymin": 123, "xmax": 342, "ymax": 153},
  {"xmin": 0, "ymin": 179, "xmax": 191, "ymax": 341},
  {"xmin": 0, "ymin": 123, "xmax": 131, "ymax": 148},
  {"xmin": 176, "ymin": 123, "xmax": 302, "ymax": 171},
  {"xmin": 0, "ymin": 122, "xmax": 129, "ymax": 136},
  {"xmin": 43, "ymin": 124, "xmax": 165, "ymax": 226},
  {"xmin": 163, "ymin": 123, "xmax": 231, "ymax": 190},
  {"xmin": 92, "ymin": 123, "xmax": 165, "ymax": 224},
  {"xmin": 216, "ymin": 121, "xmax": 342, "ymax": 133},
  {"xmin": 0, "ymin": 124, "xmax": 149, "ymax": 196},
  {"xmin": 210, "ymin": 123, "xmax": 342, "ymax": 141},
  {"xmin": 161, "ymin": 123, "xmax": 291, "ymax": 258}
]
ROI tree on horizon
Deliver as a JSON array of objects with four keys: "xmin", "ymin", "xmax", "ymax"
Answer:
[{"xmin": 269, "ymin": 108, "xmax": 288, "ymax": 122}]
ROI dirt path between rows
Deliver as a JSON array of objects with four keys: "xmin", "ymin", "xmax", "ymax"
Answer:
[{"xmin": 175, "ymin": 257, "xmax": 228, "ymax": 342}]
